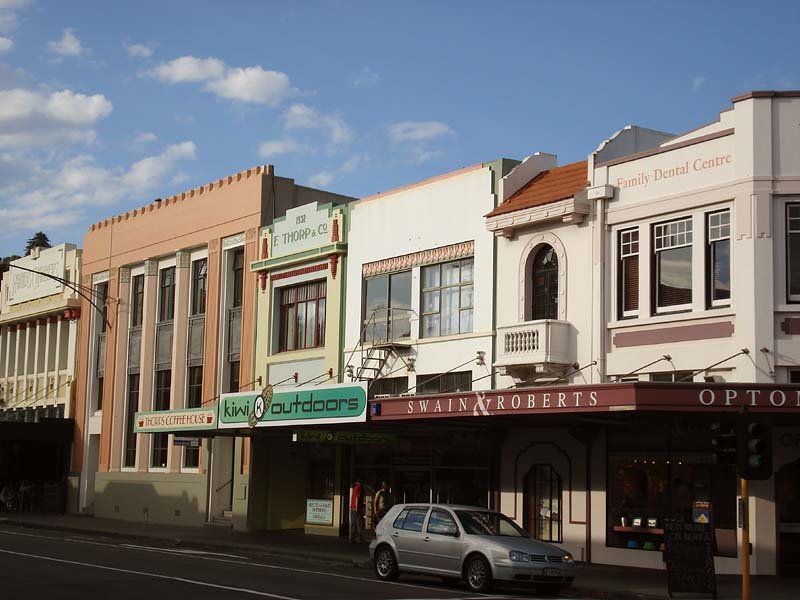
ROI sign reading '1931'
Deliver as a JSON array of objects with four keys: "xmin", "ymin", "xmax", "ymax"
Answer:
[{"xmin": 269, "ymin": 203, "xmax": 331, "ymax": 259}]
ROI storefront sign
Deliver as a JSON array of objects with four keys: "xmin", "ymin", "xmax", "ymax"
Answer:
[
  {"xmin": 270, "ymin": 203, "xmax": 331, "ymax": 259},
  {"xmin": 7, "ymin": 247, "xmax": 65, "ymax": 305},
  {"xmin": 306, "ymin": 499, "xmax": 333, "ymax": 525},
  {"xmin": 369, "ymin": 383, "xmax": 800, "ymax": 421},
  {"xmin": 663, "ymin": 519, "xmax": 717, "ymax": 597},
  {"xmin": 293, "ymin": 430, "xmax": 397, "ymax": 444},
  {"xmin": 134, "ymin": 407, "xmax": 217, "ymax": 433},
  {"xmin": 173, "ymin": 436, "xmax": 201, "ymax": 448},
  {"xmin": 218, "ymin": 382, "xmax": 368, "ymax": 429}
]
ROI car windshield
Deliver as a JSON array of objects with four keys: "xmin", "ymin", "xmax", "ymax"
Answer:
[{"xmin": 454, "ymin": 510, "xmax": 529, "ymax": 537}]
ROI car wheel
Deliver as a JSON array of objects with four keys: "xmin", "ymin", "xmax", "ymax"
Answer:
[
  {"xmin": 464, "ymin": 555, "xmax": 493, "ymax": 593},
  {"xmin": 373, "ymin": 545, "xmax": 399, "ymax": 581}
]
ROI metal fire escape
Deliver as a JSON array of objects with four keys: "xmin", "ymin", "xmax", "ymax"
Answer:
[{"xmin": 347, "ymin": 308, "xmax": 415, "ymax": 387}]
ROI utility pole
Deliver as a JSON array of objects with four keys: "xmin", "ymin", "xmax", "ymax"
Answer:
[{"xmin": 740, "ymin": 477, "xmax": 750, "ymax": 600}]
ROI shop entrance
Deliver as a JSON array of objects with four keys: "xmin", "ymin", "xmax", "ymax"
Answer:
[
  {"xmin": 394, "ymin": 468, "xmax": 431, "ymax": 504},
  {"xmin": 777, "ymin": 459, "xmax": 800, "ymax": 577},
  {"xmin": 523, "ymin": 464, "xmax": 563, "ymax": 542}
]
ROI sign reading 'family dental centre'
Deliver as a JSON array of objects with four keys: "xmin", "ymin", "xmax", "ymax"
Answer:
[
  {"xmin": 370, "ymin": 383, "xmax": 800, "ymax": 420},
  {"xmin": 218, "ymin": 382, "xmax": 368, "ymax": 429}
]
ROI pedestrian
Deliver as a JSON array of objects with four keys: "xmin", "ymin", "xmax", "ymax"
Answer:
[
  {"xmin": 349, "ymin": 477, "xmax": 364, "ymax": 543},
  {"xmin": 373, "ymin": 481, "xmax": 389, "ymax": 523}
]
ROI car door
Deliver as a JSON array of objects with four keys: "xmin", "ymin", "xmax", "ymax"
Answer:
[
  {"xmin": 421, "ymin": 508, "xmax": 462, "ymax": 574},
  {"xmin": 391, "ymin": 506, "xmax": 430, "ymax": 569}
]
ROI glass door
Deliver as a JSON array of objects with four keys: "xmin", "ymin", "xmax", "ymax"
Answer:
[{"xmin": 394, "ymin": 468, "xmax": 431, "ymax": 504}]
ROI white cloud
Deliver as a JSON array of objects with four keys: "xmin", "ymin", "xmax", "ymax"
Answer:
[
  {"xmin": 0, "ymin": 0, "xmax": 30, "ymax": 34},
  {"xmin": 352, "ymin": 66, "xmax": 379, "ymax": 87},
  {"xmin": 132, "ymin": 131, "xmax": 158, "ymax": 149},
  {"xmin": 258, "ymin": 138, "xmax": 304, "ymax": 158},
  {"xmin": 0, "ymin": 142, "xmax": 197, "ymax": 231},
  {"xmin": 148, "ymin": 55, "xmax": 225, "ymax": 83},
  {"xmin": 47, "ymin": 28, "xmax": 86, "ymax": 57},
  {"xmin": 0, "ymin": 36, "xmax": 12, "ymax": 53},
  {"xmin": 205, "ymin": 66, "xmax": 293, "ymax": 105},
  {"xmin": 692, "ymin": 76, "xmax": 706, "ymax": 92},
  {"xmin": 127, "ymin": 42, "xmax": 155, "ymax": 59},
  {"xmin": 307, "ymin": 154, "xmax": 366, "ymax": 188},
  {"xmin": 387, "ymin": 121, "xmax": 453, "ymax": 143},
  {"xmin": 0, "ymin": 88, "xmax": 112, "ymax": 149},
  {"xmin": 283, "ymin": 103, "xmax": 352, "ymax": 145}
]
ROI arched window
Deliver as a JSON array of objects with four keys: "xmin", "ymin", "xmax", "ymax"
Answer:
[{"xmin": 532, "ymin": 245, "xmax": 558, "ymax": 320}]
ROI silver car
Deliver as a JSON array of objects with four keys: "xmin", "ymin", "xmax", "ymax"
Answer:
[{"xmin": 369, "ymin": 503, "xmax": 575, "ymax": 594}]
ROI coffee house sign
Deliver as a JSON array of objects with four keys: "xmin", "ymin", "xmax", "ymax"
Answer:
[{"xmin": 370, "ymin": 383, "xmax": 800, "ymax": 420}]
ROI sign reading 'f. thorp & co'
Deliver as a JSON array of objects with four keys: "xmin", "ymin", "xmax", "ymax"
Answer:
[{"xmin": 369, "ymin": 383, "xmax": 800, "ymax": 421}]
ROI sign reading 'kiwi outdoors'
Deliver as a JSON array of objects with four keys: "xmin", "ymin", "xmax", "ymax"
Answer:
[{"xmin": 663, "ymin": 519, "xmax": 717, "ymax": 599}]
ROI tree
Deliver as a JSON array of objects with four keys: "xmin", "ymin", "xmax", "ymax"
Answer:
[{"xmin": 25, "ymin": 231, "xmax": 52, "ymax": 255}]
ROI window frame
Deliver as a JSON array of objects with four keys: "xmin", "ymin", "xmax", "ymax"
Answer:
[
  {"xmin": 361, "ymin": 270, "xmax": 412, "ymax": 344},
  {"xmin": 278, "ymin": 279, "xmax": 327, "ymax": 352},
  {"xmin": 618, "ymin": 228, "xmax": 640, "ymax": 319},
  {"xmin": 786, "ymin": 203, "xmax": 800, "ymax": 302},
  {"xmin": 531, "ymin": 245, "xmax": 559, "ymax": 321},
  {"xmin": 652, "ymin": 217, "xmax": 694, "ymax": 314},
  {"xmin": 190, "ymin": 258, "xmax": 208, "ymax": 317},
  {"xmin": 150, "ymin": 369, "xmax": 171, "ymax": 469},
  {"xmin": 420, "ymin": 258, "xmax": 474, "ymax": 338},
  {"xmin": 158, "ymin": 266, "xmax": 176, "ymax": 323},
  {"xmin": 706, "ymin": 210, "xmax": 731, "ymax": 308}
]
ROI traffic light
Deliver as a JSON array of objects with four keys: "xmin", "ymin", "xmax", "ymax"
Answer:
[
  {"xmin": 710, "ymin": 421, "xmax": 737, "ymax": 466},
  {"xmin": 737, "ymin": 417, "xmax": 772, "ymax": 480}
]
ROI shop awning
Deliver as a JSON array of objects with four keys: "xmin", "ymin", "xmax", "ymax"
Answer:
[
  {"xmin": 368, "ymin": 382, "xmax": 800, "ymax": 421},
  {"xmin": 0, "ymin": 418, "xmax": 75, "ymax": 442}
]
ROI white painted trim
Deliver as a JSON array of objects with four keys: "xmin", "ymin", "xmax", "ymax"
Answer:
[
  {"xmin": 190, "ymin": 247, "xmax": 209, "ymax": 261},
  {"xmin": 158, "ymin": 256, "xmax": 177, "ymax": 270}
]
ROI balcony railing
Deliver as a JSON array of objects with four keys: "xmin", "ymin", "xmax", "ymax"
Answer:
[{"xmin": 494, "ymin": 320, "xmax": 574, "ymax": 369}]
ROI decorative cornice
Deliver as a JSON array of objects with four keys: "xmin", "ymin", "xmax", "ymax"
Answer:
[
  {"xmin": 176, "ymin": 251, "xmax": 191, "ymax": 269},
  {"xmin": 87, "ymin": 164, "xmax": 272, "ymax": 233},
  {"xmin": 144, "ymin": 260, "xmax": 159, "ymax": 277},
  {"xmin": 486, "ymin": 197, "xmax": 590, "ymax": 237},
  {"xmin": 362, "ymin": 241, "xmax": 474, "ymax": 277},
  {"xmin": 222, "ymin": 232, "xmax": 245, "ymax": 250},
  {"xmin": 271, "ymin": 263, "xmax": 328, "ymax": 282},
  {"xmin": 92, "ymin": 271, "xmax": 109, "ymax": 285}
]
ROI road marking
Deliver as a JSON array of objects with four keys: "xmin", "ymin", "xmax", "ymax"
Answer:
[
  {"xmin": 0, "ymin": 527, "xmax": 489, "ymax": 597},
  {"xmin": 0, "ymin": 547, "xmax": 300, "ymax": 599},
  {"xmin": 121, "ymin": 543, "xmax": 246, "ymax": 559}
]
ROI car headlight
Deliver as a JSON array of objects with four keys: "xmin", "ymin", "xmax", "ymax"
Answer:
[
  {"xmin": 509, "ymin": 550, "xmax": 531, "ymax": 562},
  {"xmin": 563, "ymin": 553, "xmax": 575, "ymax": 564}
]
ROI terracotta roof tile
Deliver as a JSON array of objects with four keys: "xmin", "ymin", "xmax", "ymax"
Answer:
[{"xmin": 486, "ymin": 160, "xmax": 588, "ymax": 218}]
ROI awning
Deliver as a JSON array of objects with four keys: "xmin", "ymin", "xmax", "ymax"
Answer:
[
  {"xmin": 368, "ymin": 382, "xmax": 800, "ymax": 421},
  {"xmin": 0, "ymin": 418, "xmax": 75, "ymax": 442}
]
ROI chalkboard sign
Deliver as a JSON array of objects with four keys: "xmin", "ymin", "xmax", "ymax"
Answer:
[{"xmin": 663, "ymin": 519, "xmax": 717, "ymax": 598}]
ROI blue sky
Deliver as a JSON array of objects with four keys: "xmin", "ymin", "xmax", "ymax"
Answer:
[{"xmin": 0, "ymin": 0, "xmax": 798, "ymax": 256}]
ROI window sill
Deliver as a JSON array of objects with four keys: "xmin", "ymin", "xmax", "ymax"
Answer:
[
  {"xmin": 148, "ymin": 467, "xmax": 168, "ymax": 473},
  {"xmin": 180, "ymin": 467, "xmax": 201, "ymax": 474},
  {"xmin": 608, "ymin": 308, "xmax": 735, "ymax": 330}
]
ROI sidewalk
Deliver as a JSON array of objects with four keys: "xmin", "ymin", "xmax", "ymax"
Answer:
[{"xmin": 0, "ymin": 512, "xmax": 794, "ymax": 599}]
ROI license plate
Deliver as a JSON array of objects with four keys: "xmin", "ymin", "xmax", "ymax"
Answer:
[{"xmin": 542, "ymin": 568, "xmax": 561, "ymax": 577}]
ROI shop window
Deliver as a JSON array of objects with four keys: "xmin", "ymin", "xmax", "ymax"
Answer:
[
  {"xmin": 279, "ymin": 280, "xmax": 327, "ymax": 351},
  {"xmin": 421, "ymin": 258, "xmax": 473, "ymax": 338},
  {"xmin": 618, "ymin": 229, "xmax": 639, "ymax": 318},
  {"xmin": 607, "ymin": 422, "xmax": 737, "ymax": 555},
  {"xmin": 370, "ymin": 376, "xmax": 409, "ymax": 398},
  {"xmin": 532, "ymin": 245, "xmax": 558, "ymax": 320},
  {"xmin": 427, "ymin": 509, "xmax": 458, "ymax": 536},
  {"xmin": 362, "ymin": 271, "xmax": 411, "ymax": 344},
  {"xmin": 653, "ymin": 218, "xmax": 693, "ymax": 312},
  {"xmin": 123, "ymin": 374, "xmax": 139, "ymax": 468},
  {"xmin": 308, "ymin": 445, "xmax": 335, "ymax": 500},
  {"xmin": 787, "ymin": 204, "xmax": 800, "ymax": 301},
  {"xmin": 525, "ymin": 464, "xmax": 562, "ymax": 542},
  {"xmin": 707, "ymin": 210, "xmax": 731, "ymax": 307},
  {"xmin": 151, "ymin": 369, "xmax": 171, "ymax": 468},
  {"xmin": 651, "ymin": 372, "xmax": 694, "ymax": 383},
  {"xmin": 416, "ymin": 371, "xmax": 472, "ymax": 395}
]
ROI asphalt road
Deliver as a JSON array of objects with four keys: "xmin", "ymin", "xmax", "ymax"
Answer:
[{"xmin": 0, "ymin": 526, "xmax": 588, "ymax": 600}]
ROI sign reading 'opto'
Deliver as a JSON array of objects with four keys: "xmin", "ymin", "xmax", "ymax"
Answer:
[
  {"xmin": 218, "ymin": 382, "xmax": 368, "ymax": 429},
  {"xmin": 134, "ymin": 407, "xmax": 217, "ymax": 433}
]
